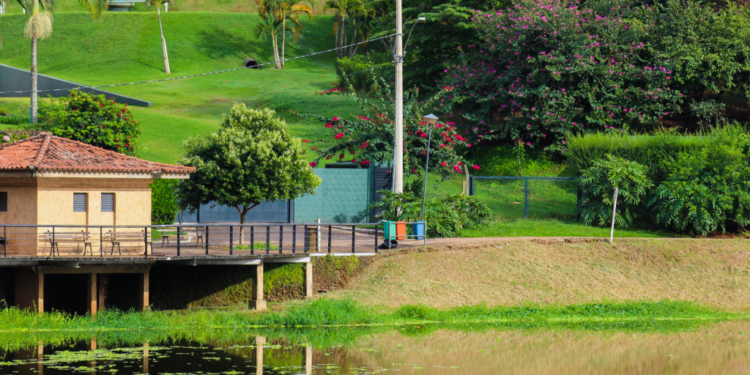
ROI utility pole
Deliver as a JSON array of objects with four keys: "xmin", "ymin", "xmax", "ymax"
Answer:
[{"xmin": 393, "ymin": 0, "xmax": 404, "ymax": 194}]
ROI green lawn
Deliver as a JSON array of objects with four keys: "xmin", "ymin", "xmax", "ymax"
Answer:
[{"xmin": 0, "ymin": 12, "xmax": 353, "ymax": 163}]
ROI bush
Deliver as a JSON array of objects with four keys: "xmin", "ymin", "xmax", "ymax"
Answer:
[
  {"xmin": 569, "ymin": 125, "xmax": 750, "ymax": 234},
  {"xmin": 0, "ymin": 115, "xmax": 31, "ymax": 125},
  {"xmin": 440, "ymin": 0, "xmax": 750, "ymax": 150},
  {"xmin": 648, "ymin": 132, "xmax": 750, "ymax": 235},
  {"xmin": 576, "ymin": 155, "xmax": 653, "ymax": 228},
  {"xmin": 368, "ymin": 191, "xmax": 492, "ymax": 237},
  {"xmin": 151, "ymin": 179, "xmax": 180, "ymax": 224},
  {"xmin": 335, "ymin": 55, "xmax": 389, "ymax": 92},
  {"xmin": 38, "ymin": 90, "xmax": 140, "ymax": 155}
]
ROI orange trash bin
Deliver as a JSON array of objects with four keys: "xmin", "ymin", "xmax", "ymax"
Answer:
[{"xmin": 396, "ymin": 221, "xmax": 406, "ymax": 240}]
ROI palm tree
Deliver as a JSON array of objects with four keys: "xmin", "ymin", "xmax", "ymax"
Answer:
[
  {"xmin": 258, "ymin": 0, "xmax": 312, "ymax": 69},
  {"xmin": 325, "ymin": 0, "xmax": 375, "ymax": 58},
  {"xmin": 147, "ymin": 0, "xmax": 173, "ymax": 74},
  {"xmin": 25, "ymin": 0, "xmax": 108, "ymax": 124},
  {"xmin": 255, "ymin": 17, "xmax": 282, "ymax": 69}
]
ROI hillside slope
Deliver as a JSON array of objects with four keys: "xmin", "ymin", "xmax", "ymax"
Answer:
[
  {"xmin": 0, "ymin": 12, "xmax": 357, "ymax": 162},
  {"xmin": 333, "ymin": 239, "xmax": 750, "ymax": 311}
]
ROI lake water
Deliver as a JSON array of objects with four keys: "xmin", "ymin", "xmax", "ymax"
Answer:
[{"xmin": 3, "ymin": 321, "xmax": 750, "ymax": 374}]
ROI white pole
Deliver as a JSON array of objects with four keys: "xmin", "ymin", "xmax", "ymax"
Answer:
[
  {"xmin": 316, "ymin": 218, "xmax": 321, "ymax": 252},
  {"xmin": 609, "ymin": 188, "xmax": 619, "ymax": 244},
  {"xmin": 164, "ymin": 2, "xmax": 168, "ymax": 12},
  {"xmin": 393, "ymin": 0, "xmax": 404, "ymax": 194}
]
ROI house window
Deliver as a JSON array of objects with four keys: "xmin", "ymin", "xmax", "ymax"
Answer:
[
  {"xmin": 0, "ymin": 192, "xmax": 6, "ymax": 212},
  {"xmin": 73, "ymin": 193, "xmax": 87, "ymax": 212},
  {"xmin": 101, "ymin": 193, "xmax": 114, "ymax": 212}
]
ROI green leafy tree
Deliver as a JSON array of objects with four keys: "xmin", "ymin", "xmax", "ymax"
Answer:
[
  {"xmin": 576, "ymin": 155, "xmax": 653, "ymax": 228},
  {"xmin": 441, "ymin": 0, "xmax": 750, "ymax": 150},
  {"xmin": 177, "ymin": 104, "xmax": 321, "ymax": 225},
  {"xmin": 295, "ymin": 78, "xmax": 479, "ymax": 177},
  {"xmin": 151, "ymin": 179, "xmax": 179, "ymax": 224},
  {"xmin": 39, "ymin": 90, "xmax": 141, "ymax": 155},
  {"xmin": 258, "ymin": 0, "xmax": 312, "ymax": 69}
]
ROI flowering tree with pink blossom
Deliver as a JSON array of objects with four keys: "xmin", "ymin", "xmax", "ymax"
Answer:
[
  {"xmin": 441, "ymin": 0, "xmax": 750, "ymax": 151},
  {"xmin": 294, "ymin": 81, "xmax": 480, "ymax": 176}
]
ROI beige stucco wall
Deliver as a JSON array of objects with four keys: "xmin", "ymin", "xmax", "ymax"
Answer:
[{"xmin": 0, "ymin": 176, "xmax": 154, "ymax": 256}]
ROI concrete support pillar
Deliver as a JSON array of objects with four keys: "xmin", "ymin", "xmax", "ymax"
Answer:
[
  {"xmin": 304, "ymin": 262, "xmax": 313, "ymax": 298},
  {"xmin": 97, "ymin": 274, "xmax": 108, "ymax": 312},
  {"xmin": 254, "ymin": 336, "xmax": 265, "ymax": 375},
  {"xmin": 138, "ymin": 272, "xmax": 150, "ymax": 311},
  {"xmin": 249, "ymin": 264, "xmax": 266, "ymax": 310},
  {"xmin": 87, "ymin": 274, "xmax": 97, "ymax": 316}
]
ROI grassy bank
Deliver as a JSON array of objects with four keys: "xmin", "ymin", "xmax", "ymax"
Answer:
[{"xmin": 335, "ymin": 239, "xmax": 750, "ymax": 310}]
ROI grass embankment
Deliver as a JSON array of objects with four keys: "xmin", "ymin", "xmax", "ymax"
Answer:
[
  {"xmin": 334, "ymin": 239, "xmax": 750, "ymax": 310},
  {"xmin": 0, "ymin": 12, "xmax": 356, "ymax": 163}
]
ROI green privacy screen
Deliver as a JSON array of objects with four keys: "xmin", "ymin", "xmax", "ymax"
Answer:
[{"xmin": 294, "ymin": 168, "xmax": 377, "ymax": 223}]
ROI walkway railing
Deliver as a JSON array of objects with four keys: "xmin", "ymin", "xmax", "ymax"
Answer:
[{"xmin": 0, "ymin": 223, "xmax": 384, "ymax": 258}]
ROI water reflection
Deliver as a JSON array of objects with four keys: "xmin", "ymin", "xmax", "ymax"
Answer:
[{"xmin": 3, "ymin": 321, "xmax": 750, "ymax": 374}]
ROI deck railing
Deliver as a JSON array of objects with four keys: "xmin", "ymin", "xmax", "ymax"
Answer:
[{"xmin": 0, "ymin": 223, "xmax": 387, "ymax": 258}]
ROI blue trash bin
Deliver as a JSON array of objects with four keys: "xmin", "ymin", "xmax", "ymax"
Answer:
[{"xmin": 413, "ymin": 221, "xmax": 426, "ymax": 240}]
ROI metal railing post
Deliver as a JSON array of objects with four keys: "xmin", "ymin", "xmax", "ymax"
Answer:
[
  {"xmin": 229, "ymin": 226, "xmax": 234, "ymax": 255},
  {"xmin": 279, "ymin": 225, "xmax": 284, "ymax": 254},
  {"xmin": 177, "ymin": 225, "xmax": 181, "ymax": 256},
  {"xmin": 266, "ymin": 225, "xmax": 270, "ymax": 254},
  {"xmin": 52, "ymin": 226, "xmax": 56, "ymax": 257},
  {"xmin": 374, "ymin": 222, "xmax": 378, "ymax": 253},
  {"xmin": 524, "ymin": 178, "xmax": 530, "ymax": 219},
  {"xmin": 292, "ymin": 224, "xmax": 297, "ymax": 254},
  {"xmin": 351, "ymin": 225, "xmax": 356, "ymax": 253},
  {"xmin": 3, "ymin": 226, "xmax": 6, "ymax": 257},
  {"xmin": 144, "ymin": 226, "xmax": 148, "ymax": 258},
  {"xmin": 251, "ymin": 226, "xmax": 255, "ymax": 255},
  {"xmin": 469, "ymin": 176, "xmax": 475, "ymax": 196},
  {"xmin": 100, "ymin": 227, "xmax": 103, "ymax": 257},
  {"xmin": 304, "ymin": 225, "xmax": 308, "ymax": 253},
  {"xmin": 205, "ymin": 225, "xmax": 209, "ymax": 256},
  {"xmin": 328, "ymin": 225, "xmax": 332, "ymax": 253}
]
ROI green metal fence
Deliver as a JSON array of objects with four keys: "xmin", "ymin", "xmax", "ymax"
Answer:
[{"xmin": 469, "ymin": 176, "xmax": 579, "ymax": 221}]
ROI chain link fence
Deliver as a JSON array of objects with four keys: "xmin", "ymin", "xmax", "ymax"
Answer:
[{"xmin": 469, "ymin": 176, "xmax": 579, "ymax": 221}]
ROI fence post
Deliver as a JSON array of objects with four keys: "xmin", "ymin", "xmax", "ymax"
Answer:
[
  {"xmin": 52, "ymin": 226, "xmax": 55, "ymax": 257},
  {"xmin": 469, "ymin": 176, "xmax": 475, "ymax": 196},
  {"xmin": 3, "ymin": 226, "xmax": 6, "ymax": 257},
  {"xmin": 229, "ymin": 226, "xmax": 234, "ymax": 255},
  {"xmin": 205, "ymin": 225, "xmax": 209, "ymax": 256},
  {"xmin": 144, "ymin": 226, "xmax": 148, "ymax": 258},
  {"xmin": 328, "ymin": 225, "xmax": 332, "ymax": 253},
  {"xmin": 374, "ymin": 222, "xmax": 378, "ymax": 253},
  {"xmin": 177, "ymin": 225, "xmax": 181, "ymax": 257},
  {"xmin": 351, "ymin": 225, "xmax": 356, "ymax": 253},
  {"xmin": 100, "ymin": 227, "xmax": 103, "ymax": 258},
  {"xmin": 304, "ymin": 225, "xmax": 308, "ymax": 253},
  {"xmin": 292, "ymin": 225, "xmax": 297, "ymax": 254},
  {"xmin": 279, "ymin": 226, "xmax": 284, "ymax": 254},
  {"xmin": 266, "ymin": 225, "xmax": 270, "ymax": 254},
  {"xmin": 524, "ymin": 178, "xmax": 530, "ymax": 219},
  {"xmin": 251, "ymin": 226, "xmax": 255, "ymax": 255}
]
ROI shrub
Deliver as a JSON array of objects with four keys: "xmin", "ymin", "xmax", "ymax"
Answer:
[
  {"xmin": 335, "ymin": 55, "xmax": 389, "ymax": 92},
  {"xmin": 0, "ymin": 115, "xmax": 31, "ymax": 126},
  {"xmin": 576, "ymin": 155, "xmax": 653, "ymax": 228},
  {"xmin": 151, "ymin": 179, "xmax": 180, "ymax": 224},
  {"xmin": 648, "ymin": 131, "xmax": 750, "ymax": 235},
  {"xmin": 440, "ymin": 0, "xmax": 750, "ymax": 150},
  {"xmin": 368, "ymin": 191, "xmax": 492, "ymax": 237},
  {"xmin": 38, "ymin": 90, "xmax": 140, "ymax": 155}
]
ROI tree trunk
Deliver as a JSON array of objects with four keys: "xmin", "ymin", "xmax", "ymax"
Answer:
[
  {"xmin": 349, "ymin": 22, "xmax": 358, "ymax": 58},
  {"xmin": 30, "ymin": 28, "xmax": 37, "ymax": 124},
  {"xmin": 157, "ymin": 7, "xmax": 171, "ymax": 74},
  {"xmin": 336, "ymin": 16, "xmax": 344, "ymax": 58},
  {"xmin": 272, "ymin": 32, "xmax": 281, "ymax": 69},
  {"xmin": 281, "ymin": 10, "xmax": 286, "ymax": 69}
]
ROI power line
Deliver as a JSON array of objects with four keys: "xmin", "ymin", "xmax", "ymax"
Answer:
[{"xmin": 0, "ymin": 34, "xmax": 397, "ymax": 95}]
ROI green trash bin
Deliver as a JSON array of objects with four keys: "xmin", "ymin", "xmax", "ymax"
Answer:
[{"xmin": 382, "ymin": 220, "xmax": 397, "ymax": 240}]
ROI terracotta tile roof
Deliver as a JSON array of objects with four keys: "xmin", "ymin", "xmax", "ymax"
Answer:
[{"xmin": 0, "ymin": 132, "xmax": 194, "ymax": 175}]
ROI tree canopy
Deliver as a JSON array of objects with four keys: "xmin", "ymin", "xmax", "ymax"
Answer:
[{"xmin": 177, "ymin": 104, "xmax": 321, "ymax": 223}]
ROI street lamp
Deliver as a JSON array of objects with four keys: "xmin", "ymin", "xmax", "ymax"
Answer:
[{"xmin": 420, "ymin": 114, "xmax": 439, "ymax": 222}]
